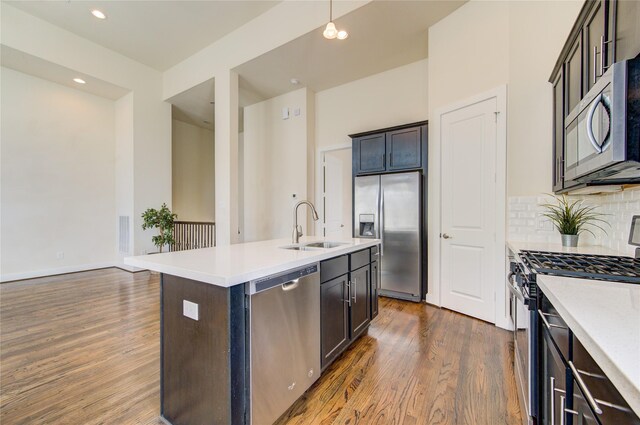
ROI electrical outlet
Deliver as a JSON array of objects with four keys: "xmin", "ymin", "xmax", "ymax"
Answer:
[
  {"xmin": 183, "ymin": 300, "xmax": 199, "ymax": 321},
  {"xmin": 56, "ymin": 251, "xmax": 64, "ymax": 259}
]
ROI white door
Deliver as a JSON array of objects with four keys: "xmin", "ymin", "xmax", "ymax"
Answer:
[
  {"xmin": 322, "ymin": 149, "xmax": 352, "ymax": 239},
  {"xmin": 440, "ymin": 97, "xmax": 497, "ymax": 322}
]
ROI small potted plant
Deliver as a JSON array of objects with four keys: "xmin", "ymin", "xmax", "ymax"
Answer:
[
  {"xmin": 141, "ymin": 203, "xmax": 178, "ymax": 253},
  {"xmin": 540, "ymin": 194, "xmax": 607, "ymax": 247}
]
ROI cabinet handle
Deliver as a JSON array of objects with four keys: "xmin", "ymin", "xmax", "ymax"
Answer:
[
  {"xmin": 352, "ymin": 278, "xmax": 357, "ymax": 303},
  {"xmin": 569, "ymin": 361, "xmax": 603, "ymax": 414},
  {"xmin": 560, "ymin": 395, "xmax": 580, "ymax": 425},
  {"xmin": 538, "ymin": 309, "xmax": 567, "ymax": 330},
  {"xmin": 550, "ymin": 376, "xmax": 566, "ymax": 425},
  {"xmin": 390, "ymin": 153, "xmax": 393, "ymax": 167},
  {"xmin": 345, "ymin": 280, "xmax": 352, "ymax": 307},
  {"xmin": 601, "ymin": 35, "xmax": 612, "ymax": 73},
  {"xmin": 593, "ymin": 45, "xmax": 600, "ymax": 82}
]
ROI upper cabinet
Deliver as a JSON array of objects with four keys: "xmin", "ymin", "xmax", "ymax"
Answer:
[
  {"xmin": 351, "ymin": 121, "xmax": 427, "ymax": 176},
  {"xmin": 611, "ymin": 0, "xmax": 640, "ymax": 64},
  {"xmin": 549, "ymin": 0, "xmax": 640, "ymax": 194},
  {"xmin": 354, "ymin": 134, "xmax": 386, "ymax": 174}
]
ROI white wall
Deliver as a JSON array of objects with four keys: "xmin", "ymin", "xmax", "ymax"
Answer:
[
  {"xmin": 1, "ymin": 68, "xmax": 116, "ymax": 279},
  {"xmin": 2, "ymin": 4, "xmax": 172, "ymax": 261},
  {"xmin": 315, "ymin": 59, "xmax": 429, "ymax": 149},
  {"xmin": 172, "ymin": 119, "xmax": 215, "ymax": 222},
  {"xmin": 242, "ymin": 88, "xmax": 313, "ymax": 242},
  {"xmin": 426, "ymin": 0, "xmax": 583, "ymax": 327}
]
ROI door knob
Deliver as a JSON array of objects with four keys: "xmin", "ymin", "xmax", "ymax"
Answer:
[{"xmin": 441, "ymin": 233, "xmax": 452, "ymax": 239}]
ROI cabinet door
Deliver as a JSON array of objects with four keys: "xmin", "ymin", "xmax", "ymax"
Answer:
[
  {"xmin": 320, "ymin": 275, "xmax": 350, "ymax": 369},
  {"xmin": 540, "ymin": 330, "xmax": 567, "ymax": 425},
  {"xmin": 371, "ymin": 260, "xmax": 379, "ymax": 319},
  {"xmin": 552, "ymin": 70, "xmax": 565, "ymax": 193},
  {"xmin": 565, "ymin": 35, "xmax": 583, "ymax": 116},
  {"xmin": 349, "ymin": 266, "xmax": 371, "ymax": 337},
  {"xmin": 566, "ymin": 385, "xmax": 600, "ymax": 425},
  {"xmin": 355, "ymin": 134, "xmax": 386, "ymax": 174},
  {"xmin": 612, "ymin": 0, "xmax": 640, "ymax": 62},
  {"xmin": 584, "ymin": 0, "xmax": 607, "ymax": 91},
  {"xmin": 386, "ymin": 127, "xmax": 422, "ymax": 170}
]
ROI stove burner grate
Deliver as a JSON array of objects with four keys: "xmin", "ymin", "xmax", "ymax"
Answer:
[{"xmin": 520, "ymin": 250, "xmax": 640, "ymax": 284}]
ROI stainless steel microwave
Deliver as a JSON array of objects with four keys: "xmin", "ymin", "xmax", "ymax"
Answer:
[{"xmin": 564, "ymin": 57, "xmax": 640, "ymax": 184}]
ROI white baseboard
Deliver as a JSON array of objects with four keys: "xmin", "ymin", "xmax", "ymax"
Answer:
[{"xmin": 1, "ymin": 261, "xmax": 117, "ymax": 283}]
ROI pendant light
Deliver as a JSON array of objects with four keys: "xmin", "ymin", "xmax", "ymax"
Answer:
[{"xmin": 323, "ymin": 0, "xmax": 348, "ymax": 40}]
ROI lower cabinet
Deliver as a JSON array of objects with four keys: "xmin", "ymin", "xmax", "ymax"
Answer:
[
  {"xmin": 320, "ymin": 275, "xmax": 350, "ymax": 368},
  {"xmin": 350, "ymin": 265, "xmax": 371, "ymax": 337},
  {"xmin": 371, "ymin": 260, "xmax": 379, "ymax": 319},
  {"xmin": 540, "ymin": 329, "xmax": 567, "ymax": 425},
  {"xmin": 320, "ymin": 247, "xmax": 378, "ymax": 370}
]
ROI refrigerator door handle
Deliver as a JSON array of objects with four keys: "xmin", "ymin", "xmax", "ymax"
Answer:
[{"xmin": 380, "ymin": 189, "xmax": 385, "ymax": 256}]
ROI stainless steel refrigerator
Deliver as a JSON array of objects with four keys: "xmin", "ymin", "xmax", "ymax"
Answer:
[{"xmin": 354, "ymin": 171, "xmax": 422, "ymax": 301}]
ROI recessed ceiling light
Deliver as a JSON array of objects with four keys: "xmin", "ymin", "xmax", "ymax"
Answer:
[
  {"xmin": 91, "ymin": 9, "xmax": 107, "ymax": 20},
  {"xmin": 73, "ymin": 78, "xmax": 86, "ymax": 84},
  {"xmin": 290, "ymin": 78, "xmax": 300, "ymax": 85}
]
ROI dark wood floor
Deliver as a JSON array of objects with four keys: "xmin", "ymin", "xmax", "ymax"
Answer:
[{"xmin": 0, "ymin": 268, "xmax": 522, "ymax": 425}]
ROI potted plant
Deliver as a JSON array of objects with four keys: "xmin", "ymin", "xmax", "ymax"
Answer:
[
  {"xmin": 141, "ymin": 203, "xmax": 178, "ymax": 253},
  {"xmin": 540, "ymin": 195, "xmax": 607, "ymax": 247}
]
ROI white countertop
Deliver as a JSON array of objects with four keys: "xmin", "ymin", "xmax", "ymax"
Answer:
[
  {"xmin": 537, "ymin": 275, "xmax": 640, "ymax": 416},
  {"xmin": 124, "ymin": 237, "xmax": 379, "ymax": 287},
  {"xmin": 507, "ymin": 241, "xmax": 624, "ymax": 257}
]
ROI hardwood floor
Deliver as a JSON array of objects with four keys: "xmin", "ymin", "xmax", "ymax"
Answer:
[
  {"xmin": 276, "ymin": 297, "xmax": 523, "ymax": 425},
  {"xmin": 0, "ymin": 269, "xmax": 160, "ymax": 425},
  {"xmin": 0, "ymin": 269, "xmax": 522, "ymax": 425}
]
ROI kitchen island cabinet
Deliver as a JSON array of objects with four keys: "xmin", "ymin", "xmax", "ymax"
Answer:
[{"xmin": 125, "ymin": 237, "xmax": 380, "ymax": 425}]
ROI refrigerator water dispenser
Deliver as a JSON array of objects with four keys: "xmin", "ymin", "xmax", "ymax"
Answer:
[{"xmin": 358, "ymin": 214, "xmax": 376, "ymax": 237}]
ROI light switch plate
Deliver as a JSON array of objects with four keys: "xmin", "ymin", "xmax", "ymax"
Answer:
[
  {"xmin": 183, "ymin": 300, "xmax": 199, "ymax": 321},
  {"xmin": 282, "ymin": 107, "xmax": 290, "ymax": 120}
]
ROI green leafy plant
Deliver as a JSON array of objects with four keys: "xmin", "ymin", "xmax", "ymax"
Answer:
[
  {"xmin": 540, "ymin": 194, "xmax": 607, "ymax": 237},
  {"xmin": 141, "ymin": 203, "xmax": 177, "ymax": 253}
]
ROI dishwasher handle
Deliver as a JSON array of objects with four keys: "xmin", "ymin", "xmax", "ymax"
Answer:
[{"xmin": 282, "ymin": 279, "xmax": 300, "ymax": 291}]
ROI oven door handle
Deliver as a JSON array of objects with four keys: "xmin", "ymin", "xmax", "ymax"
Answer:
[{"xmin": 506, "ymin": 275, "xmax": 525, "ymax": 304}]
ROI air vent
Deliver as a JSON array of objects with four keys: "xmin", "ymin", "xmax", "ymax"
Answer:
[{"xmin": 118, "ymin": 216, "xmax": 130, "ymax": 254}]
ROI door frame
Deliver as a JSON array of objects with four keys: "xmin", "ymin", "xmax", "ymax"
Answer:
[
  {"xmin": 315, "ymin": 143, "xmax": 352, "ymax": 237},
  {"xmin": 427, "ymin": 85, "xmax": 509, "ymax": 330}
]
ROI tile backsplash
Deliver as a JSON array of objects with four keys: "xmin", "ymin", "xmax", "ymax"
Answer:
[{"xmin": 508, "ymin": 186, "xmax": 640, "ymax": 256}]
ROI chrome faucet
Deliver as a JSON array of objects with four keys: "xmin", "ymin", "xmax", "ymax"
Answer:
[{"xmin": 292, "ymin": 200, "xmax": 319, "ymax": 244}]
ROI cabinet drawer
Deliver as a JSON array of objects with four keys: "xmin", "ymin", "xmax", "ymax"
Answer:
[
  {"xmin": 572, "ymin": 335, "xmax": 640, "ymax": 425},
  {"xmin": 350, "ymin": 249, "xmax": 370, "ymax": 271},
  {"xmin": 320, "ymin": 255, "xmax": 348, "ymax": 283},
  {"xmin": 370, "ymin": 245, "xmax": 379, "ymax": 260},
  {"xmin": 539, "ymin": 294, "xmax": 570, "ymax": 361}
]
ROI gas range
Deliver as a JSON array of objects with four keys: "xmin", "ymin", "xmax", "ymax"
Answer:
[{"xmin": 519, "ymin": 250, "xmax": 640, "ymax": 284}]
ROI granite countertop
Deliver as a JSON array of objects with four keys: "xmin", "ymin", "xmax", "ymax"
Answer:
[
  {"xmin": 124, "ymin": 237, "xmax": 379, "ymax": 287},
  {"xmin": 537, "ymin": 275, "xmax": 640, "ymax": 416},
  {"xmin": 507, "ymin": 240, "xmax": 625, "ymax": 257}
]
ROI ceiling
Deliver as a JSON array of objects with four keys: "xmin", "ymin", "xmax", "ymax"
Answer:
[
  {"xmin": 5, "ymin": 0, "xmax": 280, "ymax": 71},
  {"xmin": 234, "ymin": 0, "xmax": 466, "ymax": 102},
  {"xmin": 1, "ymin": 45, "xmax": 129, "ymax": 100},
  {"xmin": 169, "ymin": 78, "xmax": 215, "ymax": 130}
]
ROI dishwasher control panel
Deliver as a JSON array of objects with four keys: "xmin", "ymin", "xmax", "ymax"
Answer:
[{"xmin": 250, "ymin": 263, "xmax": 319, "ymax": 294}]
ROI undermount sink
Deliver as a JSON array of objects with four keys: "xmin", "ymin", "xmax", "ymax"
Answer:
[
  {"xmin": 303, "ymin": 242, "xmax": 347, "ymax": 249},
  {"xmin": 280, "ymin": 245, "xmax": 319, "ymax": 251}
]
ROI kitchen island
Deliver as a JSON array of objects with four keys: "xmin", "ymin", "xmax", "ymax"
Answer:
[{"xmin": 125, "ymin": 237, "xmax": 380, "ymax": 425}]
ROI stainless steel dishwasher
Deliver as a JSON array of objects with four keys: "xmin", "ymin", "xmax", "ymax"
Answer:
[{"xmin": 248, "ymin": 263, "xmax": 320, "ymax": 425}]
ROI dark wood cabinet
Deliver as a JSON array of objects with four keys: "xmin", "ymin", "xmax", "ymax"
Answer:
[
  {"xmin": 387, "ymin": 127, "xmax": 422, "ymax": 170},
  {"xmin": 320, "ymin": 274, "xmax": 350, "ymax": 368},
  {"xmin": 354, "ymin": 134, "xmax": 386, "ymax": 174},
  {"xmin": 552, "ymin": 70, "xmax": 565, "ymax": 193},
  {"xmin": 320, "ymin": 247, "xmax": 378, "ymax": 370},
  {"xmin": 549, "ymin": 0, "xmax": 640, "ymax": 193},
  {"xmin": 540, "ymin": 330, "xmax": 567, "ymax": 425},
  {"xmin": 566, "ymin": 35, "xmax": 583, "ymax": 116},
  {"xmin": 349, "ymin": 266, "xmax": 371, "ymax": 337},
  {"xmin": 351, "ymin": 122, "xmax": 427, "ymax": 176},
  {"xmin": 612, "ymin": 0, "xmax": 640, "ymax": 63},
  {"xmin": 584, "ymin": 0, "xmax": 608, "ymax": 92},
  {"xmin": 371, "ymin": 260, "xmax": 379, "ymax": 319}
]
